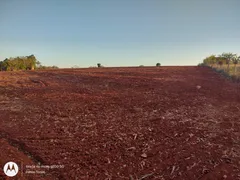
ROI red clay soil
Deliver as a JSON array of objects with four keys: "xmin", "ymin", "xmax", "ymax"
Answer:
[{"xmin": 0, "ymin": 66, "xmax": 239, "ymax": 180}]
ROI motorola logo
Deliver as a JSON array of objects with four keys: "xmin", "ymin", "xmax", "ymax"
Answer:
[{"xmin": 3, "ymin": 162, "xmax": 19, "ymax": 177}]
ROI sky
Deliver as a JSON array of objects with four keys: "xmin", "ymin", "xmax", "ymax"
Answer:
[{"xmin": 0, "ymin": 0, "xmax": 239, "ymax": 68}]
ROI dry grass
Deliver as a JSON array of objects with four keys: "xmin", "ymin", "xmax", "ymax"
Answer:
[{"xmin": 211, "ymin": 64, "xmax": 240, "ymax": 81}]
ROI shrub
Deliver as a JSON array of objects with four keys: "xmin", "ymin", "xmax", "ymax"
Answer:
[{"xmin": 197, "ymin": 63, "xmax": 206, "ymax": 66}]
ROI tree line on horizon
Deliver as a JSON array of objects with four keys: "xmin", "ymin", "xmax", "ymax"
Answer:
[
  {"xmin": 71, "ymin": 63, "xmax": 162, "ymax": 68},
  {"xmin": 199, "ymin": 52, "xmax": 240, "ymax": 74},
  {"xmin": 96, "ymin": 63, "xmax": 161, "ymax": 68},
  {"xmin": 0, "ymin": 55, "xmax": 58, "ymax": 71},
  {"xmin": 1, "ymin": 55, "xmax": 162, "ymax": 71}
]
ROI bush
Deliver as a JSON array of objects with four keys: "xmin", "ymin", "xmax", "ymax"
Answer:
[
  {"xmin": 197, "ymin": 63, "xmax": 206, "ymax": 66},
  {"xmin": 212, "ymin": 67, "xmax": 240, "ymax": 82}
]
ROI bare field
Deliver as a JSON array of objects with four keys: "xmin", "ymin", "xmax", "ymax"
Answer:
[{"xmin": 0, "ymin": 66, "xmax": 240, "ymax": 180}]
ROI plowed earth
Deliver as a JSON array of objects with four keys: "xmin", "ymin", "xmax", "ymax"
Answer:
[{"xmin": 0, "ymin": 66, "xmax": 240, "ymax": 180}]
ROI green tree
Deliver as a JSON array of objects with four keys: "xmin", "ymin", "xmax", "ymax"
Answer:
[
  {"xmin": 26, "ymin": 54, "xmax": 37, "ymax": 70},
  {"xmin": 232, "ymin": 56, "xmax": 240, "ymax": 74},
  {"xmin": 156, "ymin": 63, "xmax": 161, "ymax": 67},
  {"xmin": 203, "ymin": 55, "xmax": 217, "ymax": 67},
  {"xmin": 0, "ymin": 61, "xmax": 4, "ymax": 71},
  {"xmin": 219, "ymin": 53, "xmax": 237, "ymax": 72},
  {"xmin": 0, "ymin": 55, "xmax": 39, "ymax": 71},
  {"xmin": 208, "ymin": 55, "xmax": 217, "ymax": 67},
  {"xmin": 216, "ymin": 57, "xmax": 224, "ymax": 68}
]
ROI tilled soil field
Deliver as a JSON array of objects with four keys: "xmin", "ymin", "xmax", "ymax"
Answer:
[{"xmin": 0, "ymin": 66, "xmax": 240, "ymax": 180}]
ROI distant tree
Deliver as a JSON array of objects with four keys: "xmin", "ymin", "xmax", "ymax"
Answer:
[
  {"xmin": 51, "ymin": 66, "xmax": 59, "ymax": 69},
  {"xmin": 209, "ymin": 55, "xmax": 217, "ymax": 67},
  {"xmin": 97, "ymin": 63, "xmax": 101, "ymax": 68},
  {"xmin": 232, "ymin": 56, "xmax": 240, "ymax": 74},
  {"xmin": 72, "ymin": 65, "xmax": 79, "ymax": 68},
  {"xmin": 139, "ymin": 65, "xmax": 144, "ymax": 67},
  {"xmin": 216, "ymin": 57, "xmax": 224, "ymax": 68},
  {"xmin": 0, "ymin": 61, "xmax": 4, "ymax": 71},
  {"xmin": 219, "ymin": 53, "xmax": 237, "ymax": 71},
  {"xmin": 0, "ymin": 55, "xmax": 55, "ymax": 71},
  {"xmin": 201, "ymin": 53, "xmax": 240, "ymax": 79},
  {"xmin": 1, "ymin": 58, "xmax": 8, "ymax": 71},
  {"xmin": 156, "ymin": 63, "xmax": 161, "ymax": 67},
  {"xmin": 38, "ymin": 65, "xmax": 59, "ymax": 69},
  {"xmin": 203, "ymin": 55, "xmax": 217, "ymax": 67},
  {"xmin": 197, "ymin": 63, "xmax": 205, "ymax": 66},
  {"xmin": 26, "ymin": 54, "xmax": 37, "ymax": 70}
]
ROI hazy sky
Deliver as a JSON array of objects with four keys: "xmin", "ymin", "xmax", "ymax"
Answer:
[{"xmin": 0, "ymin": 0, "xmax": 239, "ymax": 67}]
